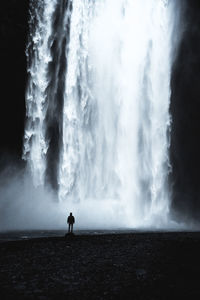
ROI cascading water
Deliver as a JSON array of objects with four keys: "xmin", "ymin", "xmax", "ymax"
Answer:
[
  {"xmin": 23, "ymin": 0, "xmax": 56, "ymax": 186},
  {"xmin": 24, "ymin": 0, "xmax": 180, "ymax": 228}
]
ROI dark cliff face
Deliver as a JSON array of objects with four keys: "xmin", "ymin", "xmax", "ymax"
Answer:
[
  {"xmin": 0, "ymin": 0, "xmax": 29, "ymax": 158},
  {"xmin": 170, "ymin": 0, "xmax": 200, "ymax": 220},
  {"xmin": 0, "ymin": 0, "xmax": 200, "ymax": 220}
]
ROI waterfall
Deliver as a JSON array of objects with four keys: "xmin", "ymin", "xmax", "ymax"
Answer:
[
  {"xmin": 24, "ymin": 0, "xmax": 179, "ymax": 227},
  {"xmin": 23, "ymin": 0, "xmax": 56, "ymax": 186}
]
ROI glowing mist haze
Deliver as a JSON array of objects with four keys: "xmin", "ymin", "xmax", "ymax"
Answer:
[{"xmin": 21, "ymin": 0, "xmax": 181, "ymax": 229}]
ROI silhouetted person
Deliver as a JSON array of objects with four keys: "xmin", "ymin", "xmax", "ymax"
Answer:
[{"xmin": 67, "ymin": 212, "xmax": 75, "ymax": 234}]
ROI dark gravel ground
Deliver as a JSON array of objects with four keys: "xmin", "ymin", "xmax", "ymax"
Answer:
[{"xmin": 0, "ymin": 232, "xmax": 200, "ymax": 299}]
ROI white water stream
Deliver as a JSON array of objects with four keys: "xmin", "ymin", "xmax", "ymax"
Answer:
[{"xmin": 23, "ymin": 0, "xmax": 179, "ymax": 228}]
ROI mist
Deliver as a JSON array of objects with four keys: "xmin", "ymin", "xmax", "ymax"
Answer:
[{"xmin": 0, "ymin": 162, "xmax": 197, "ymax": 231}]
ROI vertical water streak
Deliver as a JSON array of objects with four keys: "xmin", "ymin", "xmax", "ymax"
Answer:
[
  {"xmin": 23, "ymin": 0, "xmax": 73, "ymax": 190},
  {"xmin": 59, "ymin": 0, "xmax": 94, "ymax": 201},
  {"xmin": 23, "ymin": 0, "xmax": 57, "ymax": 186},
  {"xmin": 137, "ymin": 0, "xmax": 175, "ymax": 224},
  {"xmin": 44, "ymin": 0, "xmax": 71, "ymax": 190}
]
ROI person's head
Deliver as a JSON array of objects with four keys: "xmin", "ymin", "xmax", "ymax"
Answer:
[{"xmin": 70, "ymin": 212, "xmax": 72, "ymax": 216}]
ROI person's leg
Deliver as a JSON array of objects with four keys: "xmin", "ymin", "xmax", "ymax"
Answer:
[
  {"xmin": 71, "ymin": 224, "xmax": 73, "ymax": 233},
  {"xmin": 68, "ymin": 224, "xmax": 70, "ymax": 233}
]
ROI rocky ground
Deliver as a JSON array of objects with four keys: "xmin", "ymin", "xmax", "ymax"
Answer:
[{"xmin": 0, "ymin": 232, "xmax": 200, "ymax": 299}]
